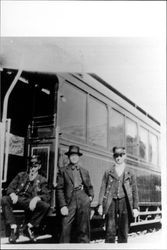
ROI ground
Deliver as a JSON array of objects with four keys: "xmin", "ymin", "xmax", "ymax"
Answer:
[{"xmin": 1, "ymin": 229, "xmax": 166, "ymax": 249}]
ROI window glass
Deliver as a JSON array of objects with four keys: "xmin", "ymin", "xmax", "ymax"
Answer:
[
  {"xmin": 139, "ymin": 127, "xmax": 149, "ymax": 161},
  {"xmin": 126, "ymin": 118, "xmax": 138, "ymax": 156},
  {"xmin": 88, "ymin": 97, "xmax": 107, "ymax": 147},
  {"xmin": 109, "ymin": 109, "xmax": 124, "ymax": 151},
  {"xmin": 149, "ymin": 133, "xmax": 158, "ymax": 165},
  {"xmin": 59, "ymin": 83, "xmax": 86, "ymax": 140}
]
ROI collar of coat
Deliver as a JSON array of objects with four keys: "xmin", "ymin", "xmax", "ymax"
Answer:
[
  {"xmin": 68, "ymin": 163, "xmax": 80, "ymax": 170},
  {"xmin": 24, "ymin": 172, "xmax": 42, "ymax": 184},
  {"xmin": 109, "ymin": 163, "xmax": 131, "ymax": 181},
  {"xmin": 66, "ymin": 163, "xmax": 83, "ymax": 185}
]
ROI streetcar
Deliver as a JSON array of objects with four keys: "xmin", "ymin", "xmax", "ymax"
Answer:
[{"xmin": 0, "ymin": 38, "xmax": 161, "ymax": 240}]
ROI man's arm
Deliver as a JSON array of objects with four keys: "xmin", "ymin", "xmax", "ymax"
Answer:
[
  {"xmin": 38, "ymin": 178, "xmax": 51, "ymax": 203},
  {"xmin": 131, "ymin": 173, "xmax": 139, "ymax": 210},
  {"xmin": 98, "ymin": 171, "xmax": 108, "ymax": 215},
  {"xmin": 6, "ymin": 173, "xmax": 21, "ymax": 195},
  {"xmin": 85, "ymin": 170, "xmax": 94, "ymax": 201},
  {"xmin": 56, "ymin": 168, "xmax": 67, "ymax": 208}
]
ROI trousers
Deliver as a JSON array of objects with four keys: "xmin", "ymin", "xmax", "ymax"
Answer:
[
  {"xmin": 60, "ymin": 189, "xmax": 91, "ymax": 243},
  {"xmin": 1, "ymin": 195, "xmax": 50, "ymax": 227},
  {"xmin": 105, "ymin": 197, "xmax": 129, "ymax": 243}
]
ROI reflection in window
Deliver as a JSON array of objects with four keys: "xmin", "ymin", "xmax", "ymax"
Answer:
[
  {"xmin": 126, "ymin": 118, "xmax": 138, "ymax": 156},
  {"xmin": 149, "ymin": 133, "xmax": 158, "ymax": 165},
  {"xmin": 59, "ymin": 83, "xmax": 86, "ymax": 140},
  {"xmin": 109, "ymin": 109, "xmax": 124, "ymax": 151},
  {"xmin": 88, "ymin": 97, "xmax": 107, "ymax": 147},
  {"xmin": 139, "ymin": 127, "xmax": 148, "ymax": 161}
]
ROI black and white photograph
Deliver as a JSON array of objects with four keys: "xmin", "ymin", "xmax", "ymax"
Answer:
[{"xmin": 0, "ymin": 1, "xmax": 166, "ymax": 249}]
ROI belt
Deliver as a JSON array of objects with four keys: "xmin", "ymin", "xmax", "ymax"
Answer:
[
  {"xmin": 73, "ymin": 185, "xmax": 83, "ymax": 191},
  {"xmin": 113, "ymin": 196, "xmax": 126, "ymax": 200}
]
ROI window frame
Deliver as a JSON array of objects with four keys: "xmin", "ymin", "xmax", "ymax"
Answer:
[
  {"xmin": 87, "ymin": 94, "xmax": 108, "ymax": 149},
  {"xmin": 59, "ymin": 81, "xmax": 87, "ymax": 143},
  {"xmin": 109, "ymin": 107, "xmax": 125, "ymax": 152},
  {"xmin": 139, "ymin": 125, "xmax": 149, "ymax": 163},
  {"xmin": 125, "ymin": 117, "xmax": 138, "ymax": 158},
  {"xmin": 148, "ymin": 131, "xmax": 158, "ymax": 166}
]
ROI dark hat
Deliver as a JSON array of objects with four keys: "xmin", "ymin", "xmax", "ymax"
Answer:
[
  {"xmin": 65, "ymin": 145, "xmax": 83, "ymax": 156},
  {"xmin": 30, "ymin": 155, "xmax": 41, "ymax": 164}
]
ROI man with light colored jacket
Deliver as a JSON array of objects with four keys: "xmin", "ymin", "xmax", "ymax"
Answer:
[{"xmin": 98, "ymin": 146, "xmax": 139, "ymax": 243}]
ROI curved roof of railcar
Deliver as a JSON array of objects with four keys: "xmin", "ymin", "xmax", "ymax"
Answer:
[{"xmin": 63, "ymin": 72, "xmax": 160, "ymax": 132}]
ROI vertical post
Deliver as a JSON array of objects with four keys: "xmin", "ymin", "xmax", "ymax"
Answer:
[
  {"xmin": 50, "ymin": 126, "xmax": 59, "ymax": 212},
  {"xmin": 50, "ymin": 79, "xmax": 61, "ymax": 212},
  {"xmin": 0, "ymin": 69, "xmax": 22, "ymax": 186},
  {"xmin": 3, "ymin": 119, "xmax": 11, "ymax": 182},
  {"xmin": 0, "ymin": 122, "xmax": 6, "ymax": 184}
]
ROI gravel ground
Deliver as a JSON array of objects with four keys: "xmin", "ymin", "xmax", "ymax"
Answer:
[{"xmin": 1, "ymin": 229, "xmax": 166, "ymax": 249}]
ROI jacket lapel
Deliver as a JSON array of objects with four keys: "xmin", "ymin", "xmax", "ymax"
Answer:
[
  {"xmin": 79, "ymin": 166, "xmax": 86, "ymax": 185},
  {"xmin": 66, "ymin": 164, "xmax": 74, "ymax": 185},
  {"xmin": 19, "ymin": 174, "xmax": 29, "ymax": 190},
  {"xmin": 109, "ymin": 166, "xmax": 119, "ymax": 180},
  {"xmin": 123, "ymin": 169, "xmax": 131, "ymax": 182}
]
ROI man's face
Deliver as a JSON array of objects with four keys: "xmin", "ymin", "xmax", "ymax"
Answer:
[
  {"xmin": 69, "ymin": 154, "xmax": 80, "ymax": 164},
  {"xmin": 29, "ymin": 163, "xmax": 41, "ymax": 175},
  {"xmin": 114, "ymin": 152, "xmax": 126, "ymax": 165}
]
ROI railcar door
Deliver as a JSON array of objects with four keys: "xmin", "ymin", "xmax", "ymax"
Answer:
[{"xmin": 24, "ymin": 72, "xmax": 59, "ymax": 209}]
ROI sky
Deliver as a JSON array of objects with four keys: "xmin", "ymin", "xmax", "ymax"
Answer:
[{"xmin": 1, "ymin": 1, "xmax": 166, "ymax": 123}]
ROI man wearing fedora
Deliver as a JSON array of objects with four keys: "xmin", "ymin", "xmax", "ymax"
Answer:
[
  {"xmin": 98, "ymin": 146, "xmax": 139, "ymax": 243},
  {"xmin": 1, "ymin": 155, "xmax": 51, "ymax": 243},
  {"xmin": 57, "ymin": 145, "xmax": 94, "ymax": 243}
]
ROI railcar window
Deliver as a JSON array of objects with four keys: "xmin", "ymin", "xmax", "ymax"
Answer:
[
  {"xmin": 139, "ymin": 127, "xmax": 149, "ymax": 161},
  {"xmin": 88, "ymin": 97, "xmax": 107, "ymax": 147},
  {"xmin": 126, "ymin": 118, "xmax": 138, "ymax": 156},
  {"xmin": 109, "ymin": 109, "xmax": 124, "ymax": 151},
  {"xmin": 59, "ymin": 82, "xmax": 86, "ymax": 140},
  {"xmin": 149, "ymin": 132, "xmax": 158, "ymax": 165}
]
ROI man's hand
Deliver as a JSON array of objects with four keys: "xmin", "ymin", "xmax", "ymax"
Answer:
[
  {"xmin": 29, "ymin": 196, "xmax": 41, "ymax": 211},
  {"xmin": 10, "ymin": 193, "xmax": 18, "ymax": 204},
  {"xmin": 133, "ymin": 208, "xmax": 139, "ymax": 218},
  {"xmin": 98, "ymin": 205, "xmax": 103, "ymax": 216},
  {"xmin": 60, "ymin": 206, "xmax": 69, "ymax": 216},
  {"xmin": 89, "ymin": 196, "xmax": 93, "ymax": 202}
]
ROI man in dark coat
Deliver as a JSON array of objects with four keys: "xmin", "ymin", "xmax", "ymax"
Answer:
[
  {"xmin": 98, "ymin": 146, "xmax": 139, "ymax": 243},
  {"xmin": 1, "ymin": 155, "xmax": 50, "ymax": 243},
  {"xmin": 56, "ymin": 145, "xmax": 94, "ymax": 243}
]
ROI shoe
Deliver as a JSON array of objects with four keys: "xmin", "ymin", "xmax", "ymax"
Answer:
[
  {"xmin": 23, "ymin": 225, "xmax": 37, "ymax": 242},
  {"xmin": 8, "ymin": 227, "xmax": 19, "ymax": 244}
]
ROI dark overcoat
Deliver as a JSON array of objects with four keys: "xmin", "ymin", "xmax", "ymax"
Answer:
[
  {"xmin": 56, "ymin": 164, "xmax": 94, "ymax": 208},
  {"xmin": 98, "ymin": 163, "xmax": 139, "ymax": 221},
  {"xmin": 6, "ymin": 171, "xmax": 51, "ymax": 203}
]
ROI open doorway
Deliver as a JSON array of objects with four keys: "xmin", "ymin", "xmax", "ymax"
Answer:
[{"xmin": 1, "ymin": 69, "xmax": 58, "ymax": 187}]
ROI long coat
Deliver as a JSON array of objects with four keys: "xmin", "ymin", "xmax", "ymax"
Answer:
[
  {"xmin": 56, "ymin": 164, "xmax": 94, "ymax": 208},
  {"xmin": 98, "ymin": 164, "xmax": 139, "ymax": 222},
  {"xmin": 6, "ymin": 171, "xmax": 51, "ymax": 203}
]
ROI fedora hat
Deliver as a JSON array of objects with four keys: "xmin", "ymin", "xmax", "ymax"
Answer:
[{"xmin": 65, "ymin": 145, "xmax": 83, "ymax": 156}]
